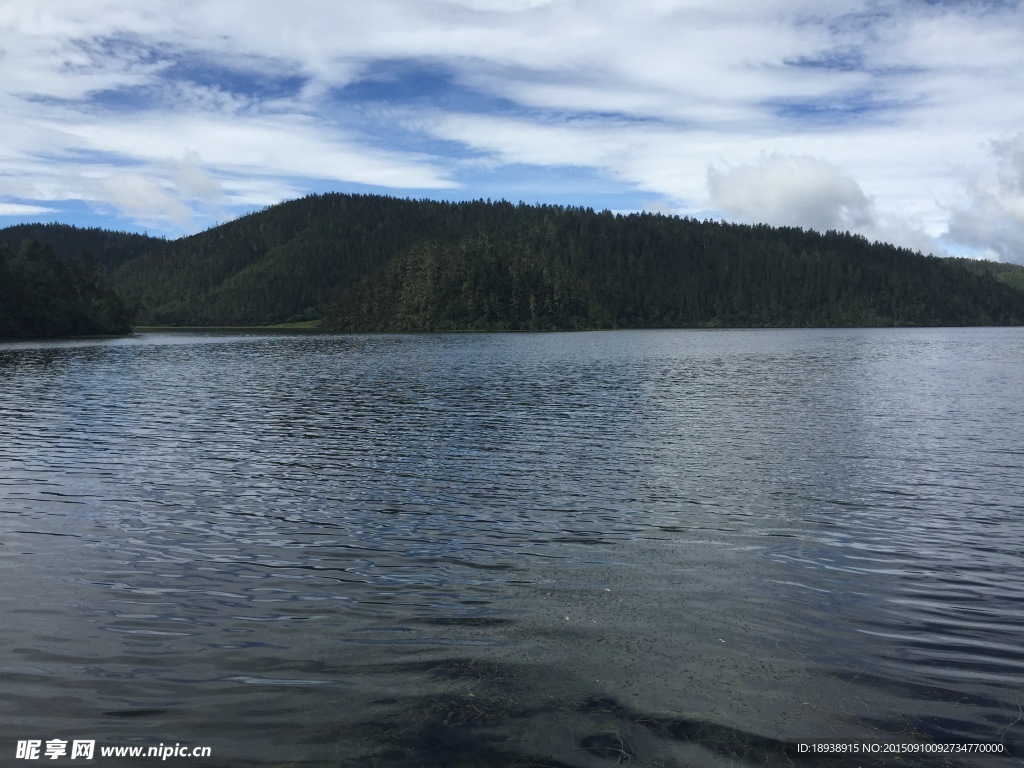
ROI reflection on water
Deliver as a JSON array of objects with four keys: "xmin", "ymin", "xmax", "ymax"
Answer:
[{"xmin": 1, "ymin": 328, "xmax": 1023, "ymax": 766}]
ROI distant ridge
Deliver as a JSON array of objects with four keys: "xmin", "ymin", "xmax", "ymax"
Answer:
[{"xmin": 4, "ymin": 194, "xmax": 1024, "ymax": 329}]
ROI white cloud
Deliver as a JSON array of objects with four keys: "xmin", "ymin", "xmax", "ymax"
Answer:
[
  {"xmin": 945, "ymin": 134, "xmax": 1024, "ymax": 264},
  {"xmin": 707, "ymin": 153, "xmax": 942, "ymax": 254},
  {"xmin": 0, "ymin": 203, "xmax": 59, "ymax": 216},
  {"xmin": 95, "ymin": 172, "xmax": 194, "ymax": 227},
  {"xmin": 863, "ymin": 212, "xmax": 942, "ymax": 258},
  {"xmin": 418, "ymin": 112, "xmax": 945, "ymax": 253},
  {"xmin": 0, "ymin": 0, "xmax": 1022, "ymax": 249},
  {"xmin": 707, "ymin": 154, "xmax": 871, "ymax": 233},
  {"xmin": 169, "ymin": 152, "xmax": 221, "ymax": 205}
]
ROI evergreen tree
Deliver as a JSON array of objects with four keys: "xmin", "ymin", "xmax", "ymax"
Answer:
[{"xmin": 0, "ymin": 240, "xmax": 135, "ymax": 338}]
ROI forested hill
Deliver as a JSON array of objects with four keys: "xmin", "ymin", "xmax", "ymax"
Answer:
[
  {"xmin": 9, "ymin": 194, "xmax": 1024, "ymax": 329},
  {"xmin": 327, "ymin": 221, "xmax": 1024, "ymax": 331},
  {"xmin": 0, "ymin": 223, "xmax": 164, "ymax": 272},
  {"xmin": 0, "ymin": 240, "xmax": 135, "ymax": 338}
]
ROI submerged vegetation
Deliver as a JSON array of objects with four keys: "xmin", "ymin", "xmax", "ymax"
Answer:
[
  {"xmin": 4, "ymin": 194, "xmax": 1024, "ymax": 332},
  {"xmin": 0, "ymin": 239, "xmax": 135, "ymax": 339}
]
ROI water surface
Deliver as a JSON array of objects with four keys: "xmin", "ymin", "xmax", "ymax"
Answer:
[{"xmin": 1, "ymin": 328, "xmax": 1023, "ymax": 766}]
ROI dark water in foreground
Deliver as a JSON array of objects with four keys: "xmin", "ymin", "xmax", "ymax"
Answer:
[{"xmin": 1, "ymin": 329, "xmax": 1023, "ymax": 767}]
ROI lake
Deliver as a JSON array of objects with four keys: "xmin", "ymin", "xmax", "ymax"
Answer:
[{"xmin": 1, "ymin": 328, "xmax": 1022, "ymax": 766}]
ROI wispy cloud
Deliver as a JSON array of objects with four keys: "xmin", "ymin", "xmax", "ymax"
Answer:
[
  {"xmin": 0, "ymin": 0, "xmax": 1021, "ymax": 259},
  {"xmin": 0, "ymin": 203, "xmax": 60, "ymax": 216}
]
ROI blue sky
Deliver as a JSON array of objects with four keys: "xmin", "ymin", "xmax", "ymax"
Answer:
[{"xmin": 1, "ymin": 0, "xmax": 1023, "ymax": 262}]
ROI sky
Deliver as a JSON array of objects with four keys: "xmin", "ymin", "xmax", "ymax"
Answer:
[{"xmin": 1, "ymin": 1, "xmax": 1023, "ymax": 262}]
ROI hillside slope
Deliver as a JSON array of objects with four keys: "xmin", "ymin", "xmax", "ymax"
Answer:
[
  {"xmin": 330, "ymin": 220, "xmax": 1024, "ymax": 330},
  {"xmin": 107, "ymin": 195, "xmax": 479, "ymax": 325},
  {"xmin": 9, "ymin": 194, "xmax": 1024, "ymax": 329}
]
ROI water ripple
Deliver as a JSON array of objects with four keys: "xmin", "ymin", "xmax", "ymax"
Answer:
[{"xmin": 2, "ymin": 328, "xmax": 1023, "ymax": 764}]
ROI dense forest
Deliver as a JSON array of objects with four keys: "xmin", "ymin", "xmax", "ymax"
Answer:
[
  {"xmin": 3, "ymin": 194, "xmax": 1024, "ymax": 332},
  {"xmin": 0, "ymin": 240, "xmax": 135, "ymax": 338},
  {"xmin": 947, "ymin": 256, "xmax": 1024, "ymax": 295},
  {"xmin": 0, "ymin": 223, "xmax": 164, "ymax": 272},
  {"xmin": 328, "ymin": 215, "xmax": 1024, "ymax": 330}
]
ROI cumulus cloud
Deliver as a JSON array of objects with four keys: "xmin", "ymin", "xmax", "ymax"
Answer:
[
  {"xmin": 707, "ymin": 154, "xmax": 871, "ymax": 233},
  {"xmin": 946, "ymin": 135, "xmax": 1024, "ymax": 264},
  {"xmin": 707, "ymin": 153, "xmax": 942, "ymax": 254}
]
